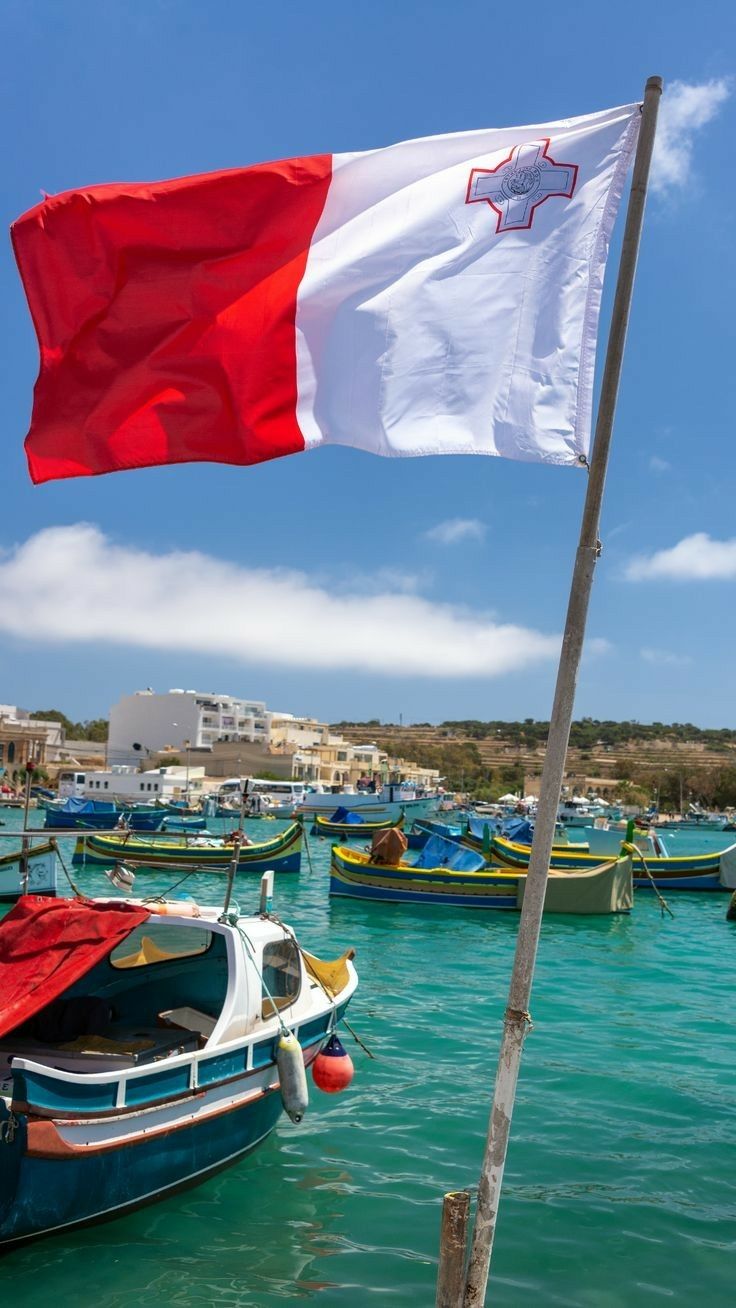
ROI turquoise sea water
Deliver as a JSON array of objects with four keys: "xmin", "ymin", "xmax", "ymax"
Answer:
[{"xmin": 1, "ymin": 811, "xmax": 735, "ymax": 1306}]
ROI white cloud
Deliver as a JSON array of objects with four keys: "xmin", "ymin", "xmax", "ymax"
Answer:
[
  {"xmin": 587, "ymin": 637, "xmax": 614, "ymax": 657},
  {"xmin": 424, "ymin": 518, "xmax": 486, "ymax": 545},
  {"xmin": 626, "ymin": 532, "xmax": 736, "ymax": 581},
  {"xmin": 0, "ymin": 525, "xmax": 560, "ymax": 678},
  {"xmin": 640, "ymin": 647, "xmax": 692, "ymax": 668},
  {"xmin": 648, "ymin": 455, "xmax": 671, "ymax": 473},
  {"xmin": 652, "ymin": 78, "xmax": 731, "ymax": 195}
]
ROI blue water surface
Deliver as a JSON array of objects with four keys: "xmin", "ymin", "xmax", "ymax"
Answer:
[{"xmin": 0, "ymin": 809, "xmax": 734, "ymax": 1306}]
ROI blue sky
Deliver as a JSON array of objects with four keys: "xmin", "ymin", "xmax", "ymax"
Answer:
[{"xmin": 1, "ymin": 0, "xmax": 733, "ymax": 727}]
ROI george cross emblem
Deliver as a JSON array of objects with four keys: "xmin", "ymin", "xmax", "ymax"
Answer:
[{"xmin": 466, "ymin": 139, "xmax": 578, "ymax": 234}]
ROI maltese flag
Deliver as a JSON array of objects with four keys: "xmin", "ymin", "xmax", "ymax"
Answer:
[{"xmin": 13, "ymin": 102, "xmax": 639, "ymax": 484}]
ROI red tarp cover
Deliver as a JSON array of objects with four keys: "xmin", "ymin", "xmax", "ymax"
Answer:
[{"xmin": 0, "ymin": 896, "xmax": 150, "ymax": 1039}]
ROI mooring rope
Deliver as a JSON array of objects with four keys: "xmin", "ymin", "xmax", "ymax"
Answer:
[{"xmin": 622, "ymin": 841, "xmax": 674, "ymax": 918}]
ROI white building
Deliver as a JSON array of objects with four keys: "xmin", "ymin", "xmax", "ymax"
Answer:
[
  {"xmin": 108, "ymin": 689, "xmax": 270, "ymax": 766},
  {"xmin": 268, "ymin": 714, "xmax": 330, "ymax": 752},
  {"xmin": 60, "ymin": 764, "xmax": 206, "ymax": 802}
]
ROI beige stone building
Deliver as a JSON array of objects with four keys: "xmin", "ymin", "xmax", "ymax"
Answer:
[{"xmin": 0, "ymin": 715, "xmax": 49, "ymax": 776}]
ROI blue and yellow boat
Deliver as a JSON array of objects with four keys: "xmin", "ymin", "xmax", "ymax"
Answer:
[
  {"xmin": 72, "ymin": 821, "xmax": 302, "ymax": 874},
  {"xmin": 311, "ymin": 809, "xmax": 405, "ymax": 839},
  {"xmin": 491, "ymin": 832, "xmax": 732, "ymax": 891},
  {"xmin": 463, "ymin": 815, "xmax": 589, "ymax": 856},
  {"xmin": 330, "ymin": 835, "xmax": 632, "ymax": 913}
]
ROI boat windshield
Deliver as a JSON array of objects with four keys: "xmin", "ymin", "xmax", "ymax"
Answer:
[{"xmin": 261, "ymin": 938, "xmax": 301, "ymax": 1017}]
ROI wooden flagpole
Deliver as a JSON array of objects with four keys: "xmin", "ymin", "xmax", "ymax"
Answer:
[{"xmin": 461, "ymin": 76, "xmax": 663, "ymax": 1306}]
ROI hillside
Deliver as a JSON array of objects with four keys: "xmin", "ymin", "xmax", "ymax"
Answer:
[{"xmin": 331, "ymin": 719, "xmax": 736, "ymax": 806}]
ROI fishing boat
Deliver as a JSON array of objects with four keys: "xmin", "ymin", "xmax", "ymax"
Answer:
[
  {"xmin": 72, "ymin": 821, "xmax": 303, "ymax": 874},
  {"xmin": 311, "ymin": 809, "xmax": 405, "ymax": 838},
  {"xmin": 0, "ymin": 886, "xmax": 358, "ymax": 1247},
  {"xmin": 0, "ymin": 842, "xmax": 57, "ymax": 902},
  {"xmin": 413, "ymin": 816, "xmax": 468, "ymax": 840},
  {"xmin": 464, "ymin": 815, "xmax": 589, "ymax": 855},
  {"xmin": 491, "ymin": 832, "xmax": 734, "ymax": 890},
  {"xmin": 406, "ymin": 817, "xmax": 468, "ymax": 850},
  {"xmin": 330, "ymin": 834, "xmax": 633, "ymax": 913},
  {"xmin": 297, "ymin": 781, "xmax": 440, "ymax": 823},
  {"xmin": 44, "ymin": 799, "xmax": 166, "ymax": 832},
  {"xmin": 162, "ymin": 815, "xmax": 209, "ymax": 832}
]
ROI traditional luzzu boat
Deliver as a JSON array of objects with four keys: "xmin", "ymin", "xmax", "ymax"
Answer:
[
  {"xmin": 464, "ymin": 815, "xmax": 590, "ymax": 855},
  {"xmin": 311, "ymin": 809, "xmax": 405, "ymax": 838},
  {"xmin": 0, "ymin": 887, "xmax": 358, "ymax": 1248},
  {"xmin": 72, "ymin": 821, "xmax": 303, "ymax": 874},
  {"xmin": 330, "ymin": 833, "xmax": 633, "ymax": 913},
  {"xmin": 491, "ymin": 832, "xmax": 735, "ymax": 890},
  {"xmin": 0, "ymin": 842, "xmax": 57, "ymax": 902}
]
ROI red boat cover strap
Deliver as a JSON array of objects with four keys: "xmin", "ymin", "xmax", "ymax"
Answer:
[{"xmin": 0, "ymin": 896, "xmax": 150, "ymax": 1039}]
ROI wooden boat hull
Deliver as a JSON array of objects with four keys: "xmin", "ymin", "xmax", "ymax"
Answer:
[
  {"xmin": 464, "ymin": 820, "xmax": 589, "ymax": 856},
  {"xmin": 0, "ymin": 897, "xmax": 357, "ymax": 1249},
  {"xmin": 72, "ymin": 822, "xmax": 302, "ymax": 873},
  {"xmin": 311, "ymin": 813, "xmax": 405, "ymax": 838},
  {"xmin": 0, "ymin": 1001, "xmax": 352, "ymax": 1249},
  {"xmin": 0, "ymin": 1081, "xmax": 284, "ymax": 1248},
  {"xmin": 0, "ymin": 843, "xmax": 57, "ymax": 903},
  {"xmin": 330, "ymin": 846, "xmax": 632, "ymax": 913},
  {"xmin": 491, "ymin": 834, "xmax": 729, "ymax": 890}
]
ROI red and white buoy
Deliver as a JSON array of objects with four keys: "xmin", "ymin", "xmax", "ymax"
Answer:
[{"xmin": 311, "ymin": 1033, "xmax": 354, "ymax": 1094}]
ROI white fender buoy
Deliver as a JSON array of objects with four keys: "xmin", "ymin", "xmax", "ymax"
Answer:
[{"xmin": 277, "ymin": 1032, "xmax": 309, "ymax": 1123}]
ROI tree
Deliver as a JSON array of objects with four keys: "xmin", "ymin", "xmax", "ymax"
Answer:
[
  {"xmin": 30, "ymin": 708, "xmax": 75, "ymax": 735},
  {"xmin": 30, "ymin": 710, "xmax": 108, "ymax": 741}
]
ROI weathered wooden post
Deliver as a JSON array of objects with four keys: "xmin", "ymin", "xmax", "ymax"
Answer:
[
  {"xmin": 462, "ymin": 76, "xmax": 664, "ymax": 1306},
  {"xmin": 436, "ymin": 1190, "xmax": 471, "ymax": 1308}
]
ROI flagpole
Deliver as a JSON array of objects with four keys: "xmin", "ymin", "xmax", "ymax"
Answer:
[{"xmin": 461, "ymin": 75, "xmax": 663, "ymax": 1307}]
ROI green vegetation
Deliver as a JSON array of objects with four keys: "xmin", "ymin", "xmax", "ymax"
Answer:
[
  {"xmin": 371, "ymin": 736, "xmax": 523, "ymax": 799},
  {"xmin": 439, "ymin": 718, "xmax": 736, "ymax": 750},
  {"xmin": 334, "ymin": 718, "xmax": 736, "ymax": 750},
  {"xmin": 332, "ymin": 717, "xmax": 736, "ymax": 805},
  {"xmin": 30, "ymin": 709, "xmax": 108, "ymax": 741}
]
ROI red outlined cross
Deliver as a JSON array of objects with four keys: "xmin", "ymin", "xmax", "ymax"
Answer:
[{"xmin": 466, "ymin": 139, "xmax": 578, "ymax": 234}]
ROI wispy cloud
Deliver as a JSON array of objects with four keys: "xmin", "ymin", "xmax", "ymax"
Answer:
[
  {"xmin": 606, "ymin": 521, "xmax": 631, "ymax": 541},
  {"xmin": 587, "ymin": 637, "xmax": 614, "ymax": 657},
  {"xmin": 0, "ymin": 525, "xmax": 560, "ymax": 678},
  {"xmin": 649, "ymin": 455, "xmax": 671, "ymax": 473},
  {"xmin": 641, "ymin": 647, "xmax": 692, "ymax": 668},
  {"xmin": 652, "ymin": 78, "xmax": 731, "ymax": 194},
  {"xmin": 424, "ymin": 518, "xmax": 486, "ymax": 545},
  {"xmin": 625, "ymin": 533, "xmax": 736, "ymax": 581}
]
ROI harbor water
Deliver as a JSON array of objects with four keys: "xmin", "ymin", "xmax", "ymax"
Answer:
[{"xmin": 1, "ymin": 811, "xmax": 734, "ymax": 1305}]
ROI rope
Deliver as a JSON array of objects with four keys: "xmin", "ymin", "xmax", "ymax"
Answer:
[
  {"xmin": 235, "ymin": 921, "xmax": 291, "ymax": 1037},
  {"xmin": 52, "ymin": 839, "xmax": 84, "ymax": 899},
  {"xmin": 301, "ymin": 821, "xmax": 315, "ymax": 878},
  {"xmin": 342, "ymin": 1016, "xmax": 376, "ymax": 1060},
  {"xmin": 0, "ymin": 1110, "xmax": 18, "ymax": 1145},
  {"xmin": 265, "ymin": 911, "xmax": 375, "ymax": 1058},
  {"xmin": 505, "ymin": 1006, "xmax": 533, "ymax": 1030},
  {"xmin": 622, "ymin": 842, "xmax": 675, "ymax": 918}
]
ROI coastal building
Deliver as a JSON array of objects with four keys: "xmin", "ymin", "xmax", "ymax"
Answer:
[
  {"xmin": 61, "ymin": 764, "xmax": 207, "ymax": 802},
  {"xmin": 107, "ymin": 689, "xmax": 271, "ymax": 765},
  {"xmin": 193, "ymin": 740, "xmax": 294, "ymax": 780},
  {"xmin": 290, "ymin": 738, "xmax": 440, "ymax": 790},
  {"xmin": 0, "ymin": 705, "xmax": 64, "ymax": 763},
  {"xmin": 268, "ymin": 714, "xmax": 330, "ymax": 752}
]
